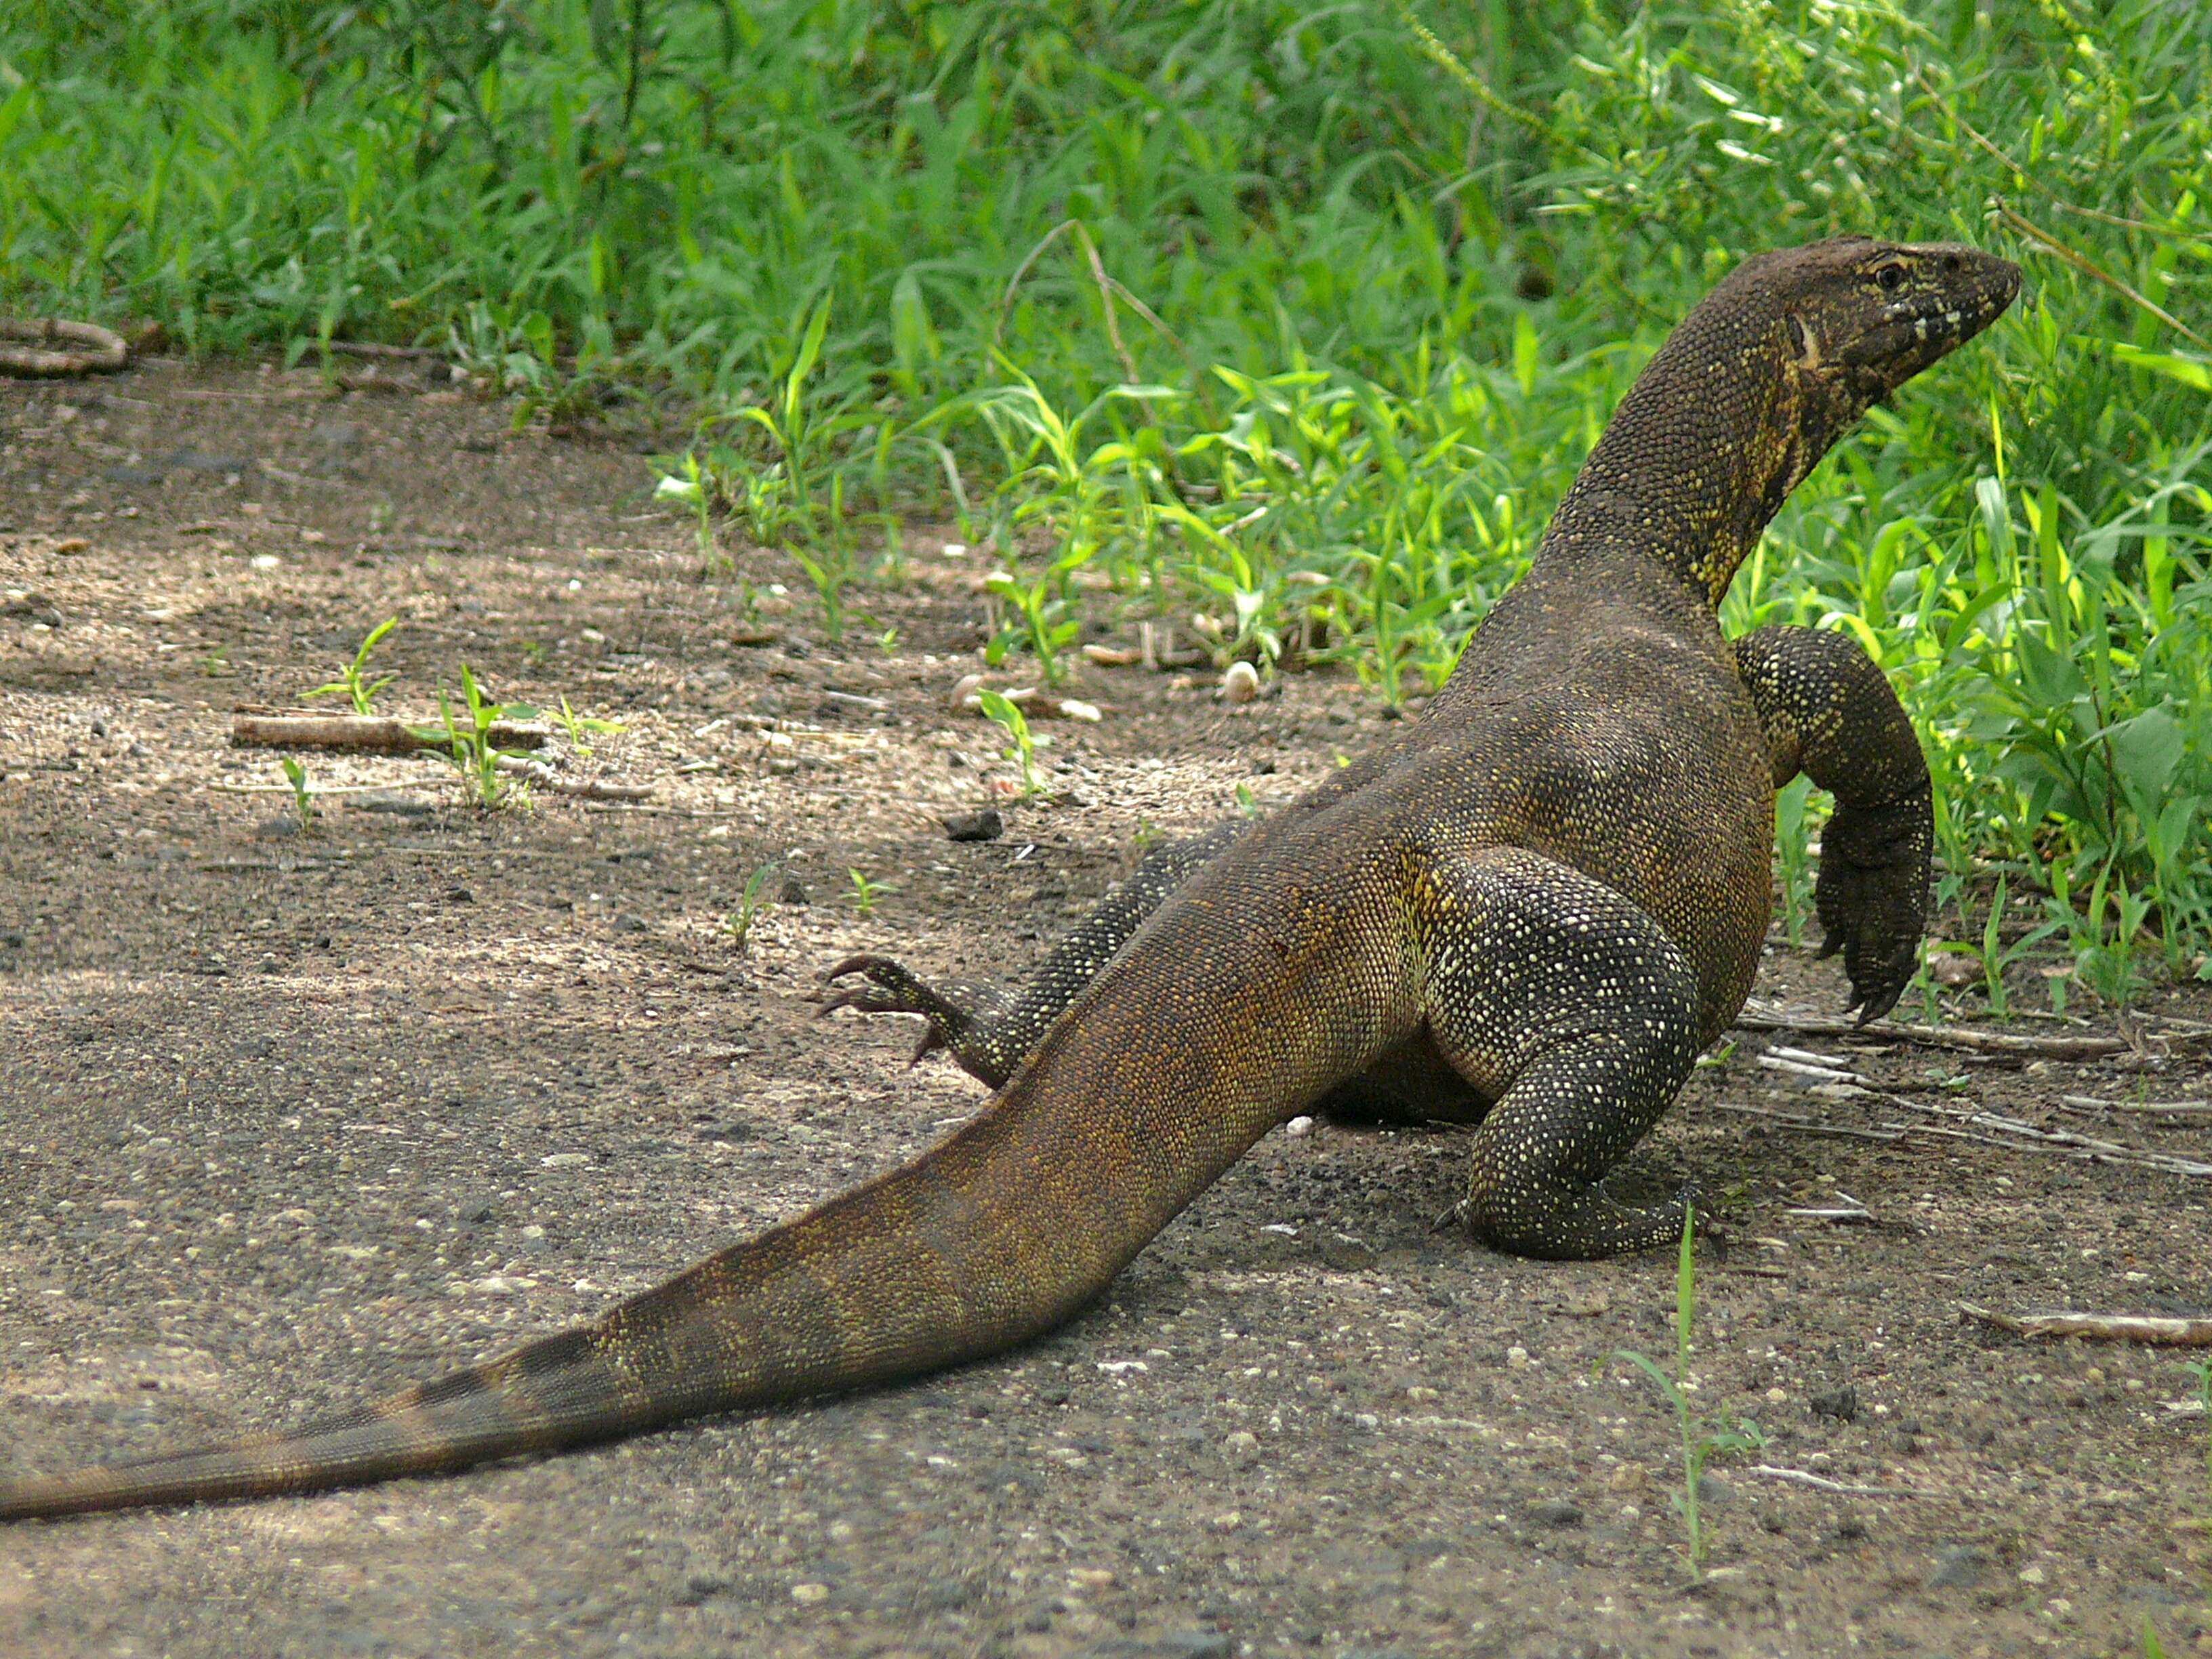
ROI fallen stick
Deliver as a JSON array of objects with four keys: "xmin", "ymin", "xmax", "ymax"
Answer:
[
  {"xmin": 230, "ymin": 709, "xmax": 548, "ymax": 754},
  {"xmin": 1712, "ymin": 1103, "xmax": 1904, "ymax": 1143},
  {"xmin": 1, "ymin": 316, "xmax": 129, "ymax": 377},
  {"xmin": 2060, "ymin": 1094, "xmax": 2212, "ymax": 1119},
  {"xmin": 1734, "ymin": 1004, "xmax": 2138, "ymax": 1059},
  {"xmin": 1746, "ymin": 1465, "xmax": 1935, "ymax": 1499},
  {"xmin": 323, "ymin": 341, "xmax": 443, "ymax": 361},
  {"xmin": 206, "ymin": 779, "xmax": 435, "ymax": 797},
  {"xmin": 1957, "ymin": 1303, "xmax": 2212, "ymax": 1347},
  {"xmin": 491, "ymin": 754, "xmax": 654, "ymax": 800}
]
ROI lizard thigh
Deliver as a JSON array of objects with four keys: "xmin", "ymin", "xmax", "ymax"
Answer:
[{"xmin": 1416, "ymin": 848, "xmax": 1702, "ymax": 1260}]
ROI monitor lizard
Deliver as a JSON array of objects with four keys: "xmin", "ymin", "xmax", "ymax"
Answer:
[{"xmin": 0, "ymin": 234, "xmax": 2020, "ymax": 1520}]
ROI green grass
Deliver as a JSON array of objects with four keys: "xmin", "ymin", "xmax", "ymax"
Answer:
[{"xmin": 5, "ymin": 0, "xmax": 2209, "ymax": 997}]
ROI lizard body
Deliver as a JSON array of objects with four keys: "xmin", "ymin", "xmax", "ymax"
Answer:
[{"xmin": 0, "ymin": 236, "xmax": 2018, "ymax": 1521}]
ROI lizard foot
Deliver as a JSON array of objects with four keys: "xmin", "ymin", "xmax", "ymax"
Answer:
[
  {"xmin": 1816, "ymin": 794, "xmax": 1930, "ymax": 1025},
  {"xmin": 819, "ymin": 955, "xmax": 955, "ymax": 1064}
]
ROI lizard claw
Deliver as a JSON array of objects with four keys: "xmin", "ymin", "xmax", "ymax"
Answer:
[{"xmin": 1815, "ymin": 792, "xmax": 1930, "ymax": 1026}]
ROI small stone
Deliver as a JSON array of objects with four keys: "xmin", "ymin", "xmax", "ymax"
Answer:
[
  {"xmin": 790, "ymin": 1582, "xmax": 830, "ymax": 1605},
  {"xmin": 1352, "ymin": 1412, "xmax": 1379, "ymax": 1431},
  {"xmin": 613, "ymin": 912, "xmax": 649, "ymax": 934},
  {"xmin": 1608, "ymin": 1464, "xmax": 1645, "ymax": 1492},
  {"xmin": 676, "ymin": 1572, "xmax": 728, "ymax": 1605},
  {"xmin": 943, "ymin": 808, "xmax": 1004, "ymax": 843},
  {"xmin": 350, "ymin": 792, "xmax": 434, "ymax": 819},
  {"xmin": 1285, "ymin": 1115, "xmax": 1314, "ymax": 1137},
  {"xmin": 1530, "ymin": 1498, "xmax": 1583, "ymax": 1528},
  {"xmin": 1207, "ymin": 1511, "xmax": 1242, "ymax": 1533},
  {"xmin": 1506, "ymin": 1346, "xmax": 1531, "ymax": 1370},
  {"xmin": 1927, "ymin": 1545, "xmax": 1986, "ymax": 1589},
  {"xmin": 1219, "ymin": 661, "xmax": 1260, "ymax": 703},
  {"xmin": 1929, "ymin": 951, "xmax": 1979, "ymax": 988},
  {"xmin": 1811, "ymin": 1386, "xmax": 1859, "ymax": 1421},
  {"xmin": 1404, "ymin": 1385, "xmax": 1439, "ymax": 1404},
  {"xmin": 459, "ymin": 432, "xmax": 499, "ymax": 454},
  {"xmin": 1221, "ymin": 1430, "xmax": 1259, "ymax": 1463},
  {"xmin": 779, "ymin": 873, "xmax": 809, "ymax": 905},
  {"xmin": 457, "ymin": 1195, "xmax": 497, "ymax": 1224},
  {"xmin": 2018, "ymin": 1564, "xmax": 2047, "ymax": 1586},
  {"xmin": 1157, "ymin": 1633, "xmax": 1232, "ymax": 1659},
  {"xmin": 446, "ymin": 885, "xmax": 474, "ymax": 903},
  {"xmin": 541, "ymin": 1152, "xmax": 590, "ymax": 1169}
]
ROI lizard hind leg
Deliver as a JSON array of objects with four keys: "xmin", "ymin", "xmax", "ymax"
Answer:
[{"xmin": 1417, "ymin": 848, "xmax": 1703, "ymax": 1261}]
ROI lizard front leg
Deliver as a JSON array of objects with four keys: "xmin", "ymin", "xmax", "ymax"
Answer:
[
  {"xmin": 1734, "ymin": 624, "xmax": 1931, "ymax": 1022},
  {"xmin": 822, "ymin": 822, "xmax": 1244, "ymax": 1087}
]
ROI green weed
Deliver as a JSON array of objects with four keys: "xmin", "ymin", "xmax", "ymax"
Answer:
[
  {"xmin": 305, "ymin": 617, "xmax": 398, "ymax": 716},
  {"xmin": 722, "ymin": 864, "xmax": 779, "ymax": 955},
  {"xmin": 846, "ymin": 869, "xmax": 888, "ymax": 918},
  {"xmin": 418, "ymin": 665, "xmax": 539, "ymax": 812},
  {"xmin": 1612, "ymin": 1205, "xmax": 1765, "ymax": 1583},
  {"xmin": 976, "ymin": 689, "xmax": 1046, "ymax": 800},
  {"xmin": 550, "ymin": 695, "xmax": 623, "ymax": 758},
  {"xmin": 278, "ymin": 755, "xmax": 315, "ymax": 833}
]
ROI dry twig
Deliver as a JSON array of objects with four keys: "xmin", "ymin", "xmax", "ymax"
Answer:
[
  {"xmin": 1746, "ymin": 1465, "xmax": 1935, "ymax": 1499},
  {"xmin": 1, "ymin": 317, "xmax": 129, "ymax": 377},
  {"xmin": 1734, "ymin": 1002, "xmax": 2165, "ymax": 1059},
  {"xmin": 229, "ymin": 709, "xmax": 548, "ymax": 755},
  {"xmin": 1957, "ymin": 1303, "xmax": 2212, "ymax": 1348}
]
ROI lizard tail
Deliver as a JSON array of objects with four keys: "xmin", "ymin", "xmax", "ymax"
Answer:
[{"xmin": 0, "ymin": 995, "xmax": 1310, "ymax": 1520}]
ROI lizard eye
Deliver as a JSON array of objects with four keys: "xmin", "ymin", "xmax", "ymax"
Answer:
[{"xmin": 1875, "ymin": 263, "xmax": 1907, "ymax": 292}]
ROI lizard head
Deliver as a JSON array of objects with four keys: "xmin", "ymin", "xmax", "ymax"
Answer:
[{"xmin": 1754, "ymin": 234, "xmax": 2022, "ymax": 413}]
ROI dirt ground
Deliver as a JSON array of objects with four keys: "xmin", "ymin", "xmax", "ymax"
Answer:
[{"xmin": 1, "ymin": 358, "xmax": 2209, "ymax": 1659}]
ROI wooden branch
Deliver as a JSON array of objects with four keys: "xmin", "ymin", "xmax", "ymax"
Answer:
[
  {"xmin": 229, "ymin": 709, "xmax": 548, "ymax": 754},
  {"xmin": 491, "ymin": 754, "xmax": 654, "ymax": 800},
  {"xmin": 325, "ymin": 341, "xmax": 442, "ymax": 361},
  {"xmin": 1746, "ymin": 1465, "xmax": 1935, "ymax": 1499},
  {"xmin": 0, "ymin": 317, "xmax": 129, "ymax": 377},
  {"xmin": 1713, "ymin": 1102, "xmax": 1904, "ymax": 1143},
  {"xmin": 1736, "ymin": 1003, "xmax": 2142, "ymax": 1059},
  {"xmin": 1957, "ymin": 1303, "xmax": 2212, "ymax": 1348}
]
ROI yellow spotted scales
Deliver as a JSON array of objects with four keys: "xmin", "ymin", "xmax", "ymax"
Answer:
[{"xmin": 0, "ymin": 236, "xmax": 2019, "ymax": 1521}]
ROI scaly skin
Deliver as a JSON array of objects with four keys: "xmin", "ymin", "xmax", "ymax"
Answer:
[{"xmin": 0, "ymin": 236, "xmax": 2018, "ymax": 1521}]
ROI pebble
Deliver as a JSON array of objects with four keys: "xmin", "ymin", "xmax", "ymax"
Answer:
[
  {"xmin": 1155, "ymin": 1634, "xmax": 1231, "ymax": 1659},
  {"xmin": 541, "ymin": 1152, "xmax": 590, "ymax": 1169},
  {"xmin": 1530, "ymin": 1498, "xmax": 1583, "ymax": 1527},
  {"xmin": 1810, "ymin": 1385, "xmax": 1859, "ymax": 1421},
  {"xmin": 1285, "ymin": 1115, "xmax": 1314, "ymax": 1136},
  {"xmin": 1220, "ymin": 661, "xmax": 1260, "ymax": 703},
  {"xmin": 789, "ymin": 1582, "xmax": 830, "ymax": 1605},
  {"xmin": 1506, "ymin": 1346, "xmax": 1531, "ymax": 1370},
  {"xmin": 943, "ymin": 808, "xmax": 1004, "ymax": 843},
  {"xmin": 350, "ymin": 793, "xmax": 434, "ymax": 819}
]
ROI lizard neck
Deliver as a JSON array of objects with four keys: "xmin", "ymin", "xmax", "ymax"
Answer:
[{"xmin": 1537, "ymin": 299, "xmax": 1857, "ymax": 609}]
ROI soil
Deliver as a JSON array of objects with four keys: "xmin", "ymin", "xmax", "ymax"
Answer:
[{"xmin": 2, "ymin": 359, "xmax": 2209, "ymax": 1659}]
